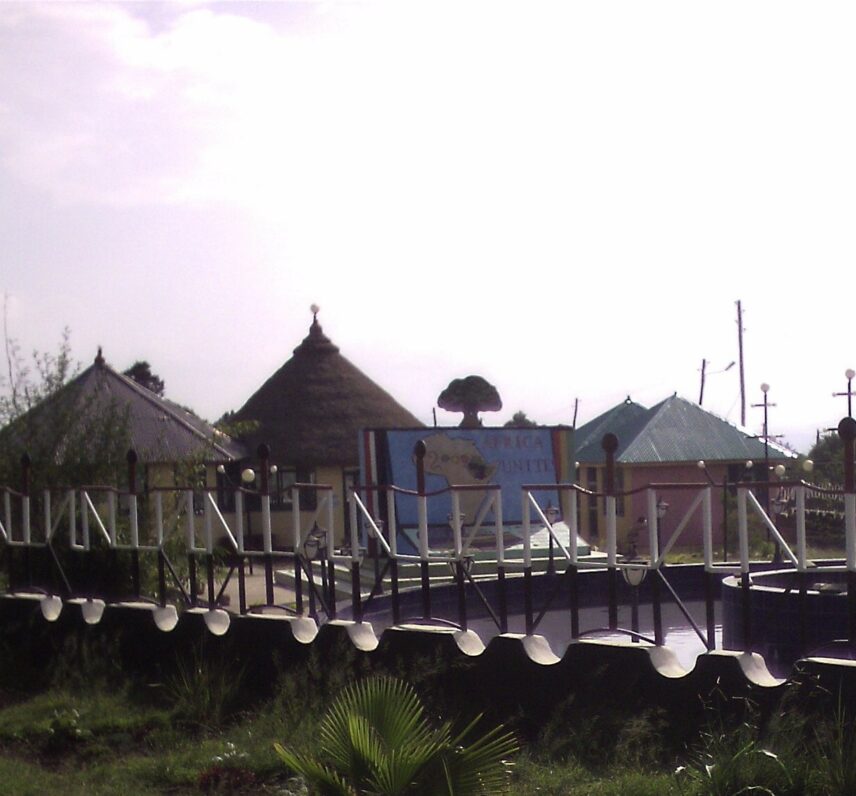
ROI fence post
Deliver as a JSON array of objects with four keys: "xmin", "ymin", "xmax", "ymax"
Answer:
[
  {"xmin": 452, "ymin": 490, "xmax": 467, "ymax": 631},
  {"xmin": 155, "ymin": 492, "xmax": 166, "ymax": 606},
  {"xmin": 294, "ymin": 485, "xmax": 305, "ymax": 615},
  {"xmin": 127, "ymin": 450, "xmax": 140, "ymax": 598},
  {"xmin": 647, "ymin": 488, "xmax": 663, "ymax": 645},
  {"xmin": 387, "ymin": 487, "xmax": 400, "ymax": 625},
  {"xmin": 235, "ymin": 489, "xmax": 247, "ymax": 615},
  {"xmin": 326, "ymin": 489, "xmax": 336, "ymax": 618},
  {"xmin": 522, "ymin": 489, "xmax": 533, "ymax": 634},
  {"xmin": 602, "ymin": 434, "xmax": 618, "ymax": 631},
  {"xmin": 21, "ymin": 453, "xmax": 31, "ymax": 588},
  {"xmin": 702, "ymin": 486, "xmax": 715, "ymax": 649},
  {"xmin": 737, "ymin": 484, "xmax": 751, "ymax": 649},
  {"xmin": 257, "ymin": 445, "xmax": 274, "ymax": 606},
  {"xmin": 186, "ymin": 490, "xmax": 197, "ymax": 606},
  {"xmin": 350, "ymin": 488, "xmax": 363, "ymax": 623},
  {"xmin": 839, "ymin": 417, "xmax": 856, "ymax": 645},
  {"xmin": 568, "ymin": 486, "xmax": 579, "ymax": 639},
  {"xmin": 796, "ymin": 483, "xmax": 807, "ymax": 652},
  {"xmin": 415, "ymin": 440, "xmax": 431, "ymax": 620}
]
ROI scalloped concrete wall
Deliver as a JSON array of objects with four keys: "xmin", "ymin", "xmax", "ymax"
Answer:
[{"xmin": 4, "ymin": 595, "xmax": 856, "ymax": 725}]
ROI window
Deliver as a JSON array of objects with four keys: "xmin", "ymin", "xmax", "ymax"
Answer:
[
  {"xmin": 216, "ymin": 462, "xmax": 241, "ymax": 511},
  {"xmin": 270, "ymin": 469, "xmax": 298, "ymax": 508},
  {"xmin": 271, "ymin": 468, "xmax": 317, "ymax": 512},
  {"xmin": 215, "ymin": 464, "xmax": 316, "ymax": 512}
]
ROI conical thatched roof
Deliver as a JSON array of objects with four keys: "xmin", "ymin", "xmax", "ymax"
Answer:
[{"xmin": 233, "ymin": 315, "xmax": 423, "ymax": 467}]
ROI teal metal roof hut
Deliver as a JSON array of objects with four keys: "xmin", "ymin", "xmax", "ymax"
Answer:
[{"xmin": 575, "ymin": 395, "xmax": 796, "ymax": 465}]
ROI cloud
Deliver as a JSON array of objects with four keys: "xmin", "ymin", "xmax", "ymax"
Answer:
[{"xmin": 0, "ymin": 4, "xmax": 308, "ymax": 206}]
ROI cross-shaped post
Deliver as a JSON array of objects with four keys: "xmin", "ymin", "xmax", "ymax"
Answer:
[
  {"xmin": 833, "ymin": 368, "xmax": 856, "ymax": 418},
  {"xmin": 750, "ymin": 383, "xmax": 785, "ymax": 561}
]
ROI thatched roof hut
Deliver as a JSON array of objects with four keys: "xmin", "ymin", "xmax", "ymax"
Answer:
[{"xmin": 233, "ymin": 313, "xmax": 423, "ymax": 467}]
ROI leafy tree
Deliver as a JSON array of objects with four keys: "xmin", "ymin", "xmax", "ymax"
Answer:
[
  {"xmin": 504, "ymin": 411, "xmax": 538, "ymax": 428},
  {"xmin": 215, "ymin": 409, "xmax": 259, "ymax": 440},
  {"xmin": 123, "ymin": 360, "xmax": 164, "ymax": 396},
  {"xmin": 807, "ymin": 432, "xmax": 845, "ymax": 485},
  {"xmin": 275, "ymin": 677, "xmax": 517, "ymax": 795}
]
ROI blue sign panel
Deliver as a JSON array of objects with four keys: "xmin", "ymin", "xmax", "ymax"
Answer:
[{"xmin": 383, "ymin": 427, "xmax": 568, "ymax": 528}]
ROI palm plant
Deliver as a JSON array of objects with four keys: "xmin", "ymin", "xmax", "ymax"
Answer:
[{"xmin": 274, "ymin": 677, "xmax": 517, "ymax": 795}]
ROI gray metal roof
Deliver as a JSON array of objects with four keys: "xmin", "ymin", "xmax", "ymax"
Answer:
[
  {"xmin": 2, "ymin": 352, "xmax": 247, "ymax": 464},
  {"xmin": 576, "ymin": 395, "xmax": 795, "ymax": 465}
]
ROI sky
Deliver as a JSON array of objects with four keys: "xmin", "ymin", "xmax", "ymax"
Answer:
[{"xmin": 1, "ymin": 1, "xmax": 855, "ymax": 455}]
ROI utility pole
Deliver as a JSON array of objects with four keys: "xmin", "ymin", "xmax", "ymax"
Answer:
[
  {"xmin": 737, "ymin": 300, "xmax": 746, "ymax": 427},
  {"xmin": 700, "ymin": 358, "xmax": 734, "ymax": 407}
]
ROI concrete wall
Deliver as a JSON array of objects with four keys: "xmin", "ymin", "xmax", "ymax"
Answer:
[{"xmin": 5, "ymin": 593, "xmax": 856, "ymax": 730}]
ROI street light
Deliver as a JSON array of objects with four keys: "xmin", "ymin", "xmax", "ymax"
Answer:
[{"xmin": 834, "ymin": 369, "xmax": 856, "ymax": 417}]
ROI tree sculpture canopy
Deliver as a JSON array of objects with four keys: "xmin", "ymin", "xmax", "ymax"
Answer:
[{"xmin": 437, "ymin": 375, "xmax": 502, "ymax": 428}]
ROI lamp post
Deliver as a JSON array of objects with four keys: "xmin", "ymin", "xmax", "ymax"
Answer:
[
  {"xmin": 833, "ymin": 369, "xmax": 856, "ymax": 418},
  {"xmin": 755, "ymin": 383, "xmax": 776, "ymax": 514},
  {"xmin": 752, "ymin": 384, "xmax": 784, "ymax": 561}
]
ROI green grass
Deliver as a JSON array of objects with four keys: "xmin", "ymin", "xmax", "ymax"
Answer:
[{"xmin": 0, "ymin": 654, "xmax": 853, "ymax": 795}]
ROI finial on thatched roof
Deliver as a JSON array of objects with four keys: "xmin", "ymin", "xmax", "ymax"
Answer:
[
  {"xmin": 293, "ymin": 304, "xmax": 339, "ymax": 355},
  {"xmin": 95, "ymin": 346, "xmax": 105, "ymax": 366}
]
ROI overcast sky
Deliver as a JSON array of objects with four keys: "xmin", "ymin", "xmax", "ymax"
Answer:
[{"xmin": 2, "ymin": 1, "xmax": 855, "ymax": 455}]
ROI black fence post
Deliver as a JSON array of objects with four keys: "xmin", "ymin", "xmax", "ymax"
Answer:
[
  {"xmin": 602, "ymin": 434, "xmax": 618, "ymax": 631},
  {"xmin": 21, "ymin": 453, "xmax": 31, "ymax": 589},
  {"xmin": 127, "ymin": 449, "xmax": 141, "ymax": 598},
  {"xmin": 839, "ymin": 417, "xmax": 856, "ymax": 646},
  {"xmin": 258, "ymin": 444, "xmax": 275, "ymax": 607},
  {"xmin": 414, "ymin": 441, "xmax": 431, "ymax": 620}
]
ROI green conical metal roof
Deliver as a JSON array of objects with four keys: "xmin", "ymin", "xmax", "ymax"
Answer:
[{"xmin": 576, "ymin": 395, "xmax": 795, "ymax": 465}]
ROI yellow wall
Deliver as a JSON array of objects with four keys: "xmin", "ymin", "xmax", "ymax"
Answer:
[{"xmin": 217, "ymin": 464, "xmax": 351, "ymax": 550}]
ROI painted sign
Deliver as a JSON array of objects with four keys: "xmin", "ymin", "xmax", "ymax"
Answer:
[{"xmin": 360, "ymin": 426, "xmax": 575, "ymax": 553}]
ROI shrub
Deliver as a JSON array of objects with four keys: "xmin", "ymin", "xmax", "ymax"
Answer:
[{"xmin": 275, "ymin": 676, "xmax": 518, "ymax": 795}]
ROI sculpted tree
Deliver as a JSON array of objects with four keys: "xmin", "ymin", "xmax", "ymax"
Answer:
[{"xmin": 437, "ymin": 375, "xmax": 502, "ymax": 428}]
